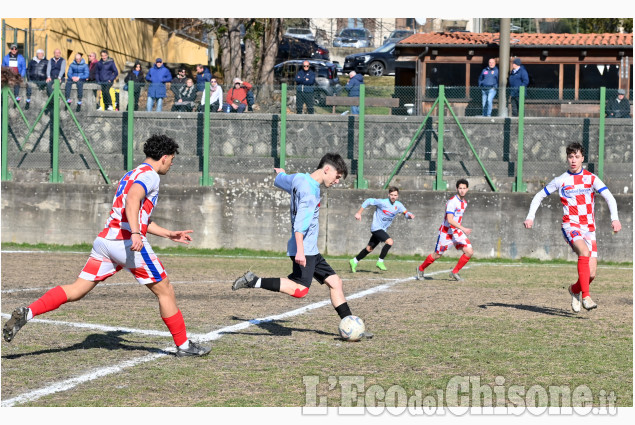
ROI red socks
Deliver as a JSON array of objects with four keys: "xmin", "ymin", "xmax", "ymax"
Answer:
[
  {"xmin": 453, "ymin": 254, "xmax": 471, "ymax": 274},
  {"xmin": 28, "ymin": 286, "xmax": 68, "ymax": 317},
  {"xmin": 162, "ymin": 310, "xmax": 188, "ymax": 346},
  {"xmin": 577, "ymin": 256, "xmax": 591, "ymax": 298},
  {"xmin": 419, "ymin": 254, "xmax": 436, "ymax": 272}
]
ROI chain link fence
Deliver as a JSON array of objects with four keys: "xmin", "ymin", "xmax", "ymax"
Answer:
[{"xmin": 2, "ymin": 82, "xmax": 631, "ymax": 191}]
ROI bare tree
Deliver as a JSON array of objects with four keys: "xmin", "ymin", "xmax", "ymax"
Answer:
[{"xmin": 257, "ymin": 18, "xmax": 282, "ymax": 99}]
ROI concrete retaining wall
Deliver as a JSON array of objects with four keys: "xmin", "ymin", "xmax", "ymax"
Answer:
[{"xmin": 2, "ymin": 182, "xmax": 631, "ymax": 262}]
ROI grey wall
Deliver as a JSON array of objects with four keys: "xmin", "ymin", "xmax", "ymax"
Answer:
[{"xmin": 2, "ymin": 182, "xmax": 631, "ymax": 262}]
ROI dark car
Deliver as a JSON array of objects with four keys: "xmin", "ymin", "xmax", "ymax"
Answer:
[
  {"xmin": 342, "ymin": 42, "xmax": 399, "ymax": 77},
  {"xmin": 273, "ymin": 59, "xmax": 342, "ymax": 106},
  {"xmin": 276, "ymin": 36, "xmax": 330, "ymax": 64},
  {"xmin": 333, "ymin": 28, "xmax": 373, "ymax": 48},
  {"xmin": 383, "ymin": 29, "xmax": 414, "ymax": 45}
]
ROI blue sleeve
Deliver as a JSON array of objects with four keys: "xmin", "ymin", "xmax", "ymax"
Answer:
[
  {"xmin": 307, "ymin": 71, "xmax": 315, "ymax": 85},
  {"xmin": 522, "ymin": 69, "xmax": 529, "ymax": 86},
  {"xmin": 112, "ymin": 62, "xmax": 118, "ymax": 79},
  {"xmin": 19, "ymin": 56, "xmax": 27, "ymax": 77},
  {"xmin": 163, "ymin": 69, "xmax": 172, "ymax": 82},
  {"xmin": 274, "ymin": 172, "xmax": 294, "ymax": 194},
  {"xmin": 80, "ymin": 64, "xmax": 89, "ymax": 79},
  {"xmin": 67, "ymin": 64, "xmax": 74, "ymax": 79},
  {"xmin": 361, "ymin": 198, "xmax": 379, "ymax": 208},
  {"xmin": 1, "ymin": 55, "xmax": 8, "ymax": 67},
  {"xmin": 145, "ymin": 70, "xmax": 152, "ymax": 82},
  {"xmin": 295, "ymin": 72, "xmax": 302, "ymax": 84},
  {"xmin": 478, "ymin": 70, "xmax": 484, "ymax": 86}
]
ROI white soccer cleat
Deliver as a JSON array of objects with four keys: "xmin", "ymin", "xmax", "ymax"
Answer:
[
  {"xmin": 568, "ymin": 285, "xmax": 581, "ymax": 313},
  {"xmin": 582, "ymin": 296, "xmax": 597, "ymax": 311}
]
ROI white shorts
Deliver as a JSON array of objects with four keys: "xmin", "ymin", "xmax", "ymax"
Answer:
[
  {"xmin": 434, "ymin": 230, "xmax": 472, "ymax": 255},
  {"xmin": 79, "ymin": 237, "xmax": 167, "ymax": 284},
  {"xmin": 561, "ymin": 226, "xmax": 597, "ymax": 258}
]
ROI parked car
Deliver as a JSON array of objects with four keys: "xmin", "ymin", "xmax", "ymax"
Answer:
[
  {"xmin": 284, "ymin": 27, "xmax": 315, "ymax": 41},
  {"xmin": 273, "ymin": 59, "xmax": 342, "ymax": 106},
  {"xmin": 383, "ymin": 29, "xmax": 414, "ymax": 45},
  {"xmin": 276, "ymin": 36, "xmax": 329, "ymax": 64},
  {"xmin": 333, "ymin": 28, "xmax": 373, "ymax": 48},
  {"xmin": 343, "ymin": 42, "xmax": 399, "ymax": 77}
]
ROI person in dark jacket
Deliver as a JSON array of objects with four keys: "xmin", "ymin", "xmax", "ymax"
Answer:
[
  {"xmin": 508, "ymin": 58, "xmax": 529, "ymax": 117},
  {"xmin": 172, "ymin": 78, "xmax": 197, "ymax": 112},
  {"xmin": 171, "ymin": 67, "xmax": 188, "ymax": 100},
  {"xmin": 25, "ymin": 49, "xmax": 48, "ymax": 109},
  {"xmin": 606, "ymin": 89, "xmax": 631, "ymax": 118},
  {"xmin": 96, "ymin": 49, "xmax": 118, "ymax": 110},
  {"xmin": 478, "ymin": 58, "xmax": 499, "ymax": 117},
  {"xmin": 124, "ymin": 61, "xmax": 145, "ymax": 111},
  {"xmin": 65, "ymin": 53, "xmax": 89, "ymax": 111},
  {"xmin": 2, "ymin": 44, "xmax": 27, "ymax": 101},
  {"xmin": 145, "ymin": 58, "xmax": 172, "ymax": 111},
  {"xmin": 345, "ymin": 70, "xmax": 364, "ymax": 115},
  {"xmin": 195, "ymin": 64, "xmax": 211, "ymax": 92},
  {"xmin": 45, "ymin": 49, "xmax": 66, "ymax": 96},
  {"xmin": 295, "ymin": 61, "xmax": 315, "ymax": 114}
]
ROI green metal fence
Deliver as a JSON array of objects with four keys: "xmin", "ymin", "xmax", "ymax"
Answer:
[{"xmin": 2, "ymin": 81, "xmax": 627, "ymax": 192}]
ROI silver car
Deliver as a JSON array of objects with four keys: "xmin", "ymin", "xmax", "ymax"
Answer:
[
  {"xmin": 285, "ymin": 27, "xmax": 315, "ymax": 42},
  {"xmin": 333, "ymin": 28, "xmax": 373, "ymax": 48}
]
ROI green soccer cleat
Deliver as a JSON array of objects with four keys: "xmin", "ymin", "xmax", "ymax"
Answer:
[
  {"xmin": 376, "ymin": 261, "xmax": 387, "ymax": 271},
  {"xmin": 349, "ymin": 259, "xmax": 357, "ymax": 273}
]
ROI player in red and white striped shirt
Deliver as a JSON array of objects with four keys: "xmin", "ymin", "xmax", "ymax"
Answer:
[
  {"xmin": 3, "ymin": 135, "xmax": 211, "ymax": 357},
  {"xmin": 416, "ymin": 179, "xmax": 473, "ymax": 281},
  {"xmin": 524, "ymin": 142, "xmax": 621, "ymax": 312}
]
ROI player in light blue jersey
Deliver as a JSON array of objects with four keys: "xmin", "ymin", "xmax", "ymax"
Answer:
[
  {"xmin": 349, "ymin": 186, "xmax": 414, "ymax": 272},
  {"xmin": 232, "ymin": 153, "xmax": 372, "ymax": 338}
]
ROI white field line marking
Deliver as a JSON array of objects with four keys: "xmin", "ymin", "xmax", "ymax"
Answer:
[
  {"xmin": 0, "ymin": 267, "xmax": 451, "ymax": 407},
  {"xmin": 1, "ymin": 280, "xmax": 227, "ymax": 294}
]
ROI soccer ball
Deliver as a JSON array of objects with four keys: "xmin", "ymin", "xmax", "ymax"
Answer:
[{"xmin": 338, "ymin": 315, "xmax": 365, "ymax": 341}]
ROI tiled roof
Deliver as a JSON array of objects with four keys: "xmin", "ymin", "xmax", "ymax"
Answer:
[{"xmin": 400, "ymin": 32, "xmax": 633, "ymax": 47}]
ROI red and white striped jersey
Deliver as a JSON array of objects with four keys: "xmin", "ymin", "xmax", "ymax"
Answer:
[
  {"xmin": 439, "ymin": 195, "xmax": 467, "ymax": 234},
  {"xmin": 97, "ymin": 163, "xmax": 160, "ymax": 240},
  {"xmin": 527, "ymin": 169, "xmax": 618, "ymax": 232}
]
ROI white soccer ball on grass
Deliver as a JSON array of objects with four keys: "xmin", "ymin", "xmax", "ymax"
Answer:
[{"xmin": 338, "ymin": 315, "xmax": 365, "ymax": 341}]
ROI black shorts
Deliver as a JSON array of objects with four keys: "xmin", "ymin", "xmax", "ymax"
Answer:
[
  {"xmin": 367, "ymin": 229, "xmax": 390, "ymax": 249},
  {"xmin": 288, "ymin": 254, "xmax": 336, "ymax": 287}
]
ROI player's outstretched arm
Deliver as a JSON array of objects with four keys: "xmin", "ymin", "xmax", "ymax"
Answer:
[
  {"xmin": 274, "ymin": 167, "xmax": 285, "ymax": 174},
  {"xmin": 294, "ymin": 231, "xmax": 306, "ymax": 267},
  {"xmin": 354, "ymin": 207, "xmax": 364, "ymax": 221},
  {"xmin": 147, "ymin": 221, "xmax": 193, "ymax": 244},
  {"xmin": 405, "ymin": 211, "xmax": 415, "ymax": 219}
]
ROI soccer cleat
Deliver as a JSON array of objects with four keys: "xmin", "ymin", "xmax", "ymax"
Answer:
[
  {"xmin": 449, "ymin": 272, "xmax": 462, "ymax": 281},
  {"xmin": 360, "ymin": 331, "xmax": 374, "ymax": 339},
  {"xmin": 568, "ymin": 285, "xmax": 581, "ymax": 313},
  {"xmin": 376, "ymin": 261, "xmax": 387, "ymax": 271},
  {"xmin": 349, "ymin": 259, "xmax": 357, "ymax": 273},
  {"xmin": 15, "ymin": 96, "xmax": 21, "ymax": 101},
  {"xmin": 175, "ymin": 340, "xmax": 212, "ymax": 357},
  {"xmin": 24, "ymin": 101, "xmax": 30, "ymax": 110},
  {"xmin": 107, "ymin": 106, "xmax": 114, "ymax": 111},
  {"xmin": 76, "ymin": 104, "xmax": 82, "ymax": 113},
  {"xmin": 67, "ymin": 98, "xmax": 72, "ymax": 104},
  {"xmin": 582, "ymin": 296, "xmax": 597, "ymax": 311},
  {"xmin": 3, "ymin": 306, "xmax": 29, "ymax": 342},
  {"xmin": 415, "ymin": 266, "xmax": 424, "ymax": 280},
  {"xmin": 232, "ymin": 271, "xmax": 258, "ymax": 291}
]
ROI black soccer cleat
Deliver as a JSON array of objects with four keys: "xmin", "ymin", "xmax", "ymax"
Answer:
[
  {"xmin": 232, "ymin": 271, "xmax": 258, "ymax": 291},
  {"xmin": 3, "ymin": 306, "xmax": 29, "ymax": 342},
  {"xmin": 175, "ymin": 340, "xmax": 212, "ymax": 357}
]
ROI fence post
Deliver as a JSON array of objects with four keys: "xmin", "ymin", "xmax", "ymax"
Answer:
[
  {"xmin": 598, "ymin": 86, "xmax": 606, "ymax": 180},
  {"xmin": 433, "ymin": 85, "xmax": 447, "ymax": 191},
  {"xmin": 513, "ymin": 86, "xmax": 527, "ymax": 192},
  {"xmin": 50, "ymin": 79, "xmax": 63, "ymax": 183},
  {"xmin": 1, "ymin": 86, "xmax": 12, "ymax": 181},
  {"xmin": 356, "ymin": 84, "xmax": 368, "ymax": 189},
  {"xmin": 126, "ymin": 80, "xmax": 135, "ymax": 171},
  {"xmin": 200, "ymin": 81, "xmax": 213, "ymax": 186},
  {"xmin": 280, "ymin": 83, "xmax": 287, "ymax": 169}
]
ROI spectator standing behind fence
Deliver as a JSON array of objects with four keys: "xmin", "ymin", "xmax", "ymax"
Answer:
[
  {"xmin": 172, "ymin": 78, "xmax": 197, "ymax": 112},
  {"xmin": 295, "ymin": 61, "xmax": 315, "ymax": 114},
  {"xmin": 2, "ymin": 44, "xmax": 26, "ymax": 102},
  {"xmin": 96, "ymin": 50, "xmax": 118, "ymax": 111},
  {"xmin": 508, "ymin": 58, "xmax": 529, "ymax": 117},
  {"xmin": 25, "ymin": 49, "xmax": 47, "ymax": 110},
  {"xmin": 86, "ymin": 52, "xmax": 100, "ymax": 110},
  {"xmin": 345, "ymin": 71, "xmax": 364, "ymax": 115},
  {"xmin": 200, "ymin": 77, "xmax": 223, "ymax": 112},
  {"xmin": 195, "ymin": 64, "xmax": 212, "ymax": 104},
  {"xmin": 606, "ymin": 89, "xmax": 631, "ymax": 118},
  {"xmin": 65, "ymin": 53, "xmax": 89, "ymax": 112},
  {"xmin": 170, "ymin": 67, "xmax": 188, "ymax": 102},
  {"xmin": 46, "ymin": 49, "xmax": 66, "ymax": 97},
  {"xmin": 478, "ymin": 58, "xmax": 498, "ymax": 117},
  {"xmin": 223, "ymin": 78, "xmax": 252, "ymax": 113},
  {"xmin": 124, "ymin": 61, "xmax": 145, "ymax": 111},
  {"xmin": 145, "ymin": 58, "xmax": 172, "ymax": 112}
]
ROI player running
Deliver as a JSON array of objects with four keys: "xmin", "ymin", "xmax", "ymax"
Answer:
[
  {"xmin": 524, "ymin": 142, "xmax": 621, "ymax": 312},
  {"xmin": 415, "ymin": 179, "xmax": 473, "ymax": 281},
  {"xmin": 232, "ymin": 153, "xmax": 372, "ymax": 338},
  {"xmin": 3, "ymin": 135, "xmax": 211, "ymax": 357},
  {"xmin": 349, "ymin": 186, "xmax": 414, "ymax": 272}
]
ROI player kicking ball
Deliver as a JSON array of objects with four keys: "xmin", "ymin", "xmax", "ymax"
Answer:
[
  {"xmin": 232, "ymin": 153, "xmax": 372, "ymax": 339},
  {"xmin": 3, "ymin": 135, "xmax": 211, "ymax": 357},
  {"xmin": 349, "ymin": 186, "xmax": 414, "ymax": 272},
  {"xmin": 524, "ymin": 142, "xmax": 621, "ymax": 312},
  {"xmin": 416, "ymin": 179, "xmax": 473, "ymax": 281}
]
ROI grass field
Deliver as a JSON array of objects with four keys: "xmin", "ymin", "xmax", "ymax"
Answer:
[{"xmin": 1, "ymin": 246, "xmax": 632, "ymax": 411}]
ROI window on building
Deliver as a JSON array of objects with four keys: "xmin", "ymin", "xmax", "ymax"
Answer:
[{"xmin": 425, "ymin": 63, "xmax": 466, "ymax": 98}]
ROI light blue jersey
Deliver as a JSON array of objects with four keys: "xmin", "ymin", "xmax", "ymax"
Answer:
[
  {"xmin": 362, "ymin": 198, "xmax": 409, "ymax": 232},
  {"xmin": 274, "ymin": 172, "xmax": 321, "ymax": 256}
]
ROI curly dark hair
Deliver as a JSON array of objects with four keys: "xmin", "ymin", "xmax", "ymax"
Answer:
[
  {"xmin": 456, "ymin": 178, "xmax": 469, "ymax": 188},
  {"xmin": 143, "ymin": 134, "xmax": 180, "ymax": 160},
  {"xmin": 1, "ymin": 66, "xmax": 22, "ymax": 88}
]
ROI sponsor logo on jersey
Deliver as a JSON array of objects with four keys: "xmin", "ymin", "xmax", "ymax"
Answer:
[{"xmin": 560, "ymin": 185, "xmax": 591, "ymax": 198}]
